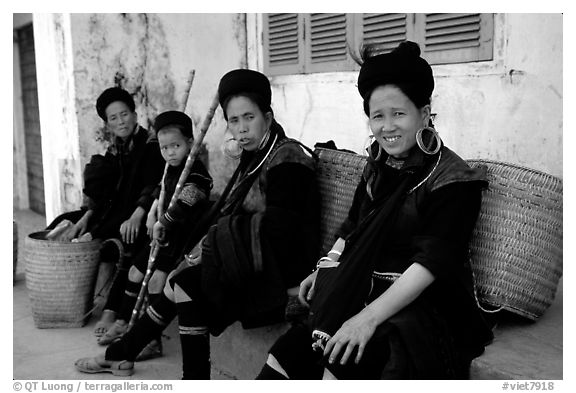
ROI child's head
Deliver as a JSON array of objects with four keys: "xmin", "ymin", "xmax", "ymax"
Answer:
[{"xmin": 153, "ymin": 111, "xmax": 193, "ymax": 167}]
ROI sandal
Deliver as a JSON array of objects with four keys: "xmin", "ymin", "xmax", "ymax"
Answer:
[
  {"xmin": 135, "ymin": 339, "xmax": 163, "ymax": 362},
  {"xmin": 93, "ymin": 310, "xmax": 116, "ymax": 338},
  {"xmin": 74, "ymin": 354, "xmax": 134, "ymax": 377},
  {"xmin": 97, "ymin": 320, "xmax": 128, "ymax": 346}
]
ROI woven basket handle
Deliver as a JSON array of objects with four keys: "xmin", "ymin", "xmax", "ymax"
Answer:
[
  {"xmin": 100, "ymin": 237, "xmax": 124, "ymax": 268},
  {"xmin": 468, "ymin": 252, "xmax": 503, "ymax": 315}
]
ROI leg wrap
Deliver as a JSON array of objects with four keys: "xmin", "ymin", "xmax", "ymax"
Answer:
[
  {"xmin": 118, "ymin": 280, "xmax": 141, "ymax": 322},
  {"xmin": 105, "ymin": 312, "xmax": 165, "ymax": 362},
  {"xmin": 177, "ymin": 296, "xmax": 211, "ymax": 380}
]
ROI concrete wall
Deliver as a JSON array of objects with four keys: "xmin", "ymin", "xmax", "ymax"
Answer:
[{"xmin": 261, "ymin": 13, "xmax": 563, "ymax": 178}]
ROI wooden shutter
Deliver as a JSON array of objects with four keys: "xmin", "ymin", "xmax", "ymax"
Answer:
[
  {"xmin": 264, "ymin": 13, "xmax": 304, "ymax": 75},
  {"xmin": 361, "ymin": 14, "xmax": 409, "ymax": 55},
  {"xmin": 306, "ymin": 13, "xmax": 355, "ymax": 72},
  {"xmin": 416, "ymin": 13, "xmax": 494, "ymax": 64},
  {"xmin": 263, "ymin": 13, "xmax": 494, "ymax": 75}
]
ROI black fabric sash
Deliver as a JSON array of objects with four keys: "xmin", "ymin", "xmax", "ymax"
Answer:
[
  {"xmin": 308, "ymin": 154, "xmax": 436, "ymax": 342},
  {"xmin": 177, "ymin": 131, "xmax": 279, "ymax": 258}
]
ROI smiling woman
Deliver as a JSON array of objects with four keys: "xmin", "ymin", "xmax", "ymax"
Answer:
[{"xmin": 257, "ymin": 41, "xmax": 494, "ymax": 380}]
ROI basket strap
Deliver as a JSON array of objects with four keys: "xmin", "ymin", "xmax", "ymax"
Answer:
[
  {"xmin": 468, "ymin": 253, "xmax": 503, "ymax": 314},
  {"xmin": 100, "ymin": 238, "xmax": 125, "ymax": 267},
  {"xmin": 80, "ymin": 238, "xmax": 126, "ymax": 322}
]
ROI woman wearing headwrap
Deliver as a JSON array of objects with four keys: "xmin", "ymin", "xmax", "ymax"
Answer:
[
  {"xmin": 45, "ymin": 87, "xmax": 165, "ymax": 338},
  {"xmin": 256, "ymin": 41, "xmax": 493, "ymax": 380},
  {"xmin": 74, "ymin": 69, "xmax": 320, "ymax": 379}
]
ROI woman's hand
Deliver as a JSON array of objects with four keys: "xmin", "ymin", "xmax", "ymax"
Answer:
[
  {"xmin": 323, "ymin": 310, "xmax": 378, "ymax": 366},
  {"xmin": 298, "ymin": 269, "xmax": 318, "ymax": 307},
  {"xmin": 322, "ymin": 263, "xmax": 436, "ymax": 367},
  {"xmin": 120, "ymin": 207, "xmax": 145, "ymax": 244},
  {"xmin": 60, "ymin": 211, "xmax": 92, "ymax": 241}
]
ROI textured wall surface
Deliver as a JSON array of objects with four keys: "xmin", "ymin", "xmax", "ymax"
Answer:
[{"xmin": 70, "ymin": 13, "xmax": 247, "ymax": 195}]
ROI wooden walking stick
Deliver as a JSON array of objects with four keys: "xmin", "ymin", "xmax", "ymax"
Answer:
[{"xmin": 128, "ymin": 87, "xmax": 220, "ymax": 330}]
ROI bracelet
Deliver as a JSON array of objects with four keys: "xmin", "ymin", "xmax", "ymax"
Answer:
[{"xmin": 316, "ymin": 256, "xmax": 335, "ymax": 269}]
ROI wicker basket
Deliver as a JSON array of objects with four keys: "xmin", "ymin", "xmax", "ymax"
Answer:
[
  {"xmin": 315, "ymin": 148, "xmax": 366, "ymax": 254},
  {"xmin": 467, "ymin": 160, "xmax": 563, "ymax": 320},
  {"xmin": 314, "ymin": 148, "xmax": 563, "ymax": 321},
  {"xmin": 24, "ymin": 231, "xmax": 102, "ymax": 328}
]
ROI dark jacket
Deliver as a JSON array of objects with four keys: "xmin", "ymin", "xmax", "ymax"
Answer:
[
  {"xmin": 200, "ymin": 128, "xmax": 320, "ymax": 333},
  {"xmin": 83, "ymin": 126, "xmax": 165, "ymax": 239},
  {"xmin": 338, "ymin": 146, "xmax": 492, "ymax": 358}
]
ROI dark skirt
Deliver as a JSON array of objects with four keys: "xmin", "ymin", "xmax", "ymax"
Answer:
[{"xmin": 269, "ymin": 281, "xmax": 470, "ymax": 380}]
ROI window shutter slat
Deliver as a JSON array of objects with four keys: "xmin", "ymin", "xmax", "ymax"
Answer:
[
  {"xmin": 266, "ymin": 13, "xmax": 301, "ymax": 68},
  {"xmin": 424, "ymin": 14, "xmax": 480, "ymax": 52},
  {"xmin": 422, "ymin": 13, "xmax": 493, "ymax": 64},
  {"xmin": 362, "ymin": 14, "xmax": 407, "ymax": 54},
  {"xmin": 309, "ymin": 13, "xmax": 348, "ymax": 63}
]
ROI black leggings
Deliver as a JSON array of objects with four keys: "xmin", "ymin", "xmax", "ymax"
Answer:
[{"xmin": 105, "ymin": 264, "xmax": 222, "ymax": 379}]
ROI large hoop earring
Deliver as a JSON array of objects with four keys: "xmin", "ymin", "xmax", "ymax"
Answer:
[
  {"xmin": 222, "ymin": 129, "xmax": 242, "ymax": 159},
  {"xmin": 366, "ymin": 135, "xmax": 383, "ymax": 161},
  {"xmin": 416, "ymin": 126, "xmax": 442, "ymax": 155}
]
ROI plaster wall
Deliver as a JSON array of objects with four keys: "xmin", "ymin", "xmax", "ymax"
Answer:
[
  {"xmin": 34, "ymin": 13, "xmax": 247, "ymax": 220},
  {"xmin": 33, "ymin": 13, "xmax": 83, "ymax": 222},
  {"xmin": 69, "ymin": 13, "xmax": 247, "ymax": 197}
]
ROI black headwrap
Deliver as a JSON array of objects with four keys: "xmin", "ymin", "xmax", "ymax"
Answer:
[
  {"xmin": 153, "ymin": 110, "xmax": 193, "ymax": 138},
  {"xmin": 217, "ymin": 69, "xmax": 272, "ymax": 115},
  {"xmin": 96, "ymin": 87, "xmax": 136, "ymax": 121},
  {"xmin": 357, "ymin": 41, "xmax": 434, "ymax": 107}
]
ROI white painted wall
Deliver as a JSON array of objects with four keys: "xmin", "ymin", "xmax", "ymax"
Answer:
[{"xmin": 32, "ymin": 14, "xmax": 83, "ymax": 223}]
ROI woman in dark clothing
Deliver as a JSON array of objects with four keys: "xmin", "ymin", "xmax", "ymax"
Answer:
[
  {"xmin": 45, "ymin": 87, "xmax": 165, "ymax": 338},
  {"xmin": 74, "ymin": 69, "xmax": 319, "ymax": 379},
  {"xmin": 256, "ymin": 41, "xmax": 494, "ymax": 380}
]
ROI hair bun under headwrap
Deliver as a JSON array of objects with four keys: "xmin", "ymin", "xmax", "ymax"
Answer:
[
  {"xmin": 393, "ymin": 40, "xmax": 421, "ymax": 57},
  {"xmin": 357, "ymin": 41, "xmax": 434, "ymax": 106}
]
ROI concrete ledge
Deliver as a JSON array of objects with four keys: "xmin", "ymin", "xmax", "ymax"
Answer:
[
  {"xmin": 210, "ymin": 322, "xmax": 290, "ymax": 379},
  {"xmin": 470, "ymin": 278, "xmax": 563, "ymax": 380},
  {"xmin": 210, "ymin": 280, "xmax": 563, "ymax": 380}
]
